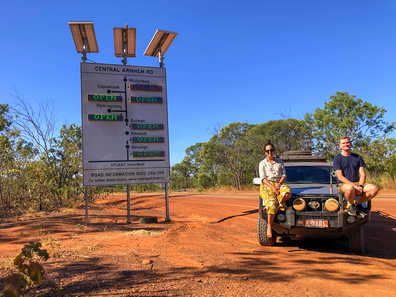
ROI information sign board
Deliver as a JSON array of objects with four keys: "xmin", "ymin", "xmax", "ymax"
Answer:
[{"xmin": 81, "ymin": 63, "xmax": 170, "ymax": 186}]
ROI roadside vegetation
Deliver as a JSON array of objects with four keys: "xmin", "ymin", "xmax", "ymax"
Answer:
[
  {"xmin": 1, "ymin": 91, "xmax": 395, "ymax": 218},
  {"xmin": 171, "ymin": 92, "xmax": 396, "ymax": 192}
]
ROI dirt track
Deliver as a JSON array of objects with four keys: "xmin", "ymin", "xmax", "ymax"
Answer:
[{"xmin": 1, "ymin": 191, "xmax": 396, "ymax": 296}]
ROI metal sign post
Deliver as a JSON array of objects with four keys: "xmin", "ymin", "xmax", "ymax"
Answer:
[
  {"xmin": 126, "ymin": 185, "xmax": 131, "ymax": 224},
  {"xmin": 71, "ymin": 23, "xmax": 177, "ymax": 225},
  {"xmin": 165, "ymin": 183, "xmax": 170, "ymax": 221},
  {"xmin": 85, "ymin": 187, "xmax": 89, "ymax": 225}
]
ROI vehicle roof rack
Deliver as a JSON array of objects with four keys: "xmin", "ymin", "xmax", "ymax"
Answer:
[{"xmin": 280, "ymin": 151, "xmax": 327, "ymax": 162}]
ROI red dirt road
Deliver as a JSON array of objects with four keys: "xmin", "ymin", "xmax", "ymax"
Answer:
[{"xmin": 1, "ymin": 191, "xmax": 396, "ymax": 296}]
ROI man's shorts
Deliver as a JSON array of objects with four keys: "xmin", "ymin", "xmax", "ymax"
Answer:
[{"xmin": 337, "ymin": 182, "xmax": 369, "ymax": 194}]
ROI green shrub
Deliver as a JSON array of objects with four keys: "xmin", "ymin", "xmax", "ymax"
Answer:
[{"xmin": 4, "ymin": 242, "xmax": 49, "ymax": 297}]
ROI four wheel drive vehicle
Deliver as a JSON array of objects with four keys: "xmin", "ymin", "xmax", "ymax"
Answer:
[{"xmin": 253, "ymin": 151, "xmax": 371, "ymax": 253}]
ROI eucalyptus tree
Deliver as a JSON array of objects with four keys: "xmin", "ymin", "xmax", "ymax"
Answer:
[
  {"xmin": 201, "ymin": 122, "xmax": 252, "ymax": 190},
  {"xmin": 171, "ymin": 158, "xmax": 195, "ymax": 189},
  {"xmin": 9, "ymin": 90, "xmax": 64, "ymax": 205},
  {"xmin": 0, "ymin": 104, "xmax": 36, "ymax": 214},
  {"xmin": 359, "ymin": 136, "xmax": 396, "ymax": 179},
  {"xmin": 52, "ymin": 124, "xmax": 83, "ymax": 202},
  {"xmin": 246, "ymin": 118, "xmax": 313, "ymax": 176},
  {"xmin": 304, "ymin": 91, "xmax": 395, "ymax": 159}
]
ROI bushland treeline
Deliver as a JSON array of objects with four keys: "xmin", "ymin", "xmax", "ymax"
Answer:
[
  {"xmin": 1, "ymin": 91, "xmax": 395, "ymax": 216},
  {"xmin": 170, "ymin": 92, "xmax": 396, "ymax": 191},
  {"xmin": 0, "ymin": 91, "xmax": 163, "ymax": 217}
]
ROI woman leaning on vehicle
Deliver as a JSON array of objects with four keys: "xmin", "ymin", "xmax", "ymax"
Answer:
[{"xmin": 259, "ymin": 140, "xmax": 291, "ymax": 238}]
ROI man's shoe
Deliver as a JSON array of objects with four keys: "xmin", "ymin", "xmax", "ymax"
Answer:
[
  {"xmin": 348, "ymin": 205, "xmax": 358, "ymax": 216},
  {"xmin": 356, "ymin": 204, "xmax": 368, "ymax": 217}
]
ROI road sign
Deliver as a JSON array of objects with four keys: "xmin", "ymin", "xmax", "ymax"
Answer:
[{"xmin": 81, "ymin": 63, "xmax": 170, "ymax": 186}]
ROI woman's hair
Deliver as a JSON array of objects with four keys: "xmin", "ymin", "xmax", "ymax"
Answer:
[{"xmin": 263, "ymin": 140, "xmax": 275, "ymax": 153}]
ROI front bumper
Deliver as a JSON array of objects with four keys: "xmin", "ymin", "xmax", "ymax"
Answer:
[{"xmin": 258, "ymin": 194, "xmax": 371, "ymax": 239}]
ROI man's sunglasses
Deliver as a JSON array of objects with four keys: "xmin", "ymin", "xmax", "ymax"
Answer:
[{"xmin": 265, "ymin": 149, "xmax": 275, "ymax": 153}]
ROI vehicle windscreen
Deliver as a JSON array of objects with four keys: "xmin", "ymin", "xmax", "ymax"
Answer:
[{"xmin": 285, "ymin": 166, "xmax": 337, "ymax": 184}]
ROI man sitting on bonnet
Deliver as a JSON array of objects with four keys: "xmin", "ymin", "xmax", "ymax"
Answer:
[{"xmin": 333, "ymin": 136, "xmax": 378, "ymax": 216}]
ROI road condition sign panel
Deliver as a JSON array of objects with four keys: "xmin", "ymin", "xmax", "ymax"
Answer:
[
  {"xmin": 81, "ymin": 63, "xmax": 170, "ymax": 186},
  {"xmin": 129, "ymin": 84, "xmax": 162, "ymax": 92}
]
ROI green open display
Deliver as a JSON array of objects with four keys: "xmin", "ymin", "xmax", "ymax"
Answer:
[
  {"xmin": 132, "ymin": 151, "xmax": 165, "ymax": 158},
  {"xmin": 130, "ymin": 96, "xmax": 163, "ymax": 104},
  {"xmin": 88, "ymin": 114, "xmax": 124, "ymax": 121},
  {"xmin": 132, "ymin": 137, "xmax": 164, "ymax": 143},
  {"xmin": 87, "ymin": 94, "xmax": 123, "ymax": 102},
  {"xmin": 131, "ymin": 123, "xmax": 164, "ymax": 130}
]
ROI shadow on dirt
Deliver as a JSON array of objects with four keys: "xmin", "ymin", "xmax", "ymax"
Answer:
[
  {"xmin": 210, "ymin": 207, "xmax": 396, "ymax": 260},
  {"xmin": 0, "ymin": 211, "xmax": 172, "ymax": 248},
  {"xmin": 264, "ymin": 210, "xmax": 396, "ymax": 260},
  {"xmin": 97, "ymin": 196, "xmax": 162, "ymax": 211},
  {"xmin": 364, "ymin": 210, "xmax": 396, "ymax": 259},
  {"xmin": 1, "ymin": 248, "xmax": 390, "ymax": 297},
  {"xmin": 226, "ymin": 249, "xmax": 389, "ymax": 285},
  {"xmin": 213, "ymin": 209, "xmax": 258, "ymax": 224}
]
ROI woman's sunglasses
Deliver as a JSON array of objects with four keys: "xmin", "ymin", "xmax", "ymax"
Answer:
[{"xmin": 265, "ymin": 149, "xmax": 275, "ymax": 153}]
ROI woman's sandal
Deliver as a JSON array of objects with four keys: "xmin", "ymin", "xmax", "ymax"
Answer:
[{"xmin": 279, "ymin": 202, "xmax": 287, "ymax": 211}]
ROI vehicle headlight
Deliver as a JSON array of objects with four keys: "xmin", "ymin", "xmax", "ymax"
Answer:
[
  {"xmin": 277, "ymin": 213, "xmax": 286, "ymax": 221},
  {"xmin": 347, "ymin": 216, "xmax": 356, "ymax": 224},
  {"xmin": 325, "ymin": 198, "xmax": 339, "ymax": 212},
  {"xmin": 293, "ymin": 198, "xmax": 306, "ymax": 211}
]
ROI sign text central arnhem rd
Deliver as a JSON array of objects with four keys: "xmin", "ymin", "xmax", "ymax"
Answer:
[{"xmin": 81, "ymin": 63, "xmax": 170, "ymax": 186}]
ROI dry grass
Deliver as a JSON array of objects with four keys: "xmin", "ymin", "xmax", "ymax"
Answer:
[
  {"xmin": 121, "ymin": 230, "xmax": 163, "ymax": 237},
  {"xmin": 201, "ymin": 185, "xmax": 258, "ymax": 194},
  {"xmin": 32, "ymin": 229, "xmax": 46, "ymax": 239},
  {"xmin": 26, "ymin": 207, "xmax": 40, "ymax": 217},
  {"xmin": 18, "ymin": 207, "xmax": 40, "ymax": 219},
  {"xmin": 77, "ymin": 243, "xmax": 105, "ymax": 252},
  {"xmin": 381, "ymin": 174, "xmax": 396, "ymax": 190},
  {"xmin": 58, "ymin": 201, "xmax": 85, "ymax": 213},
  {"xmin": 0, "ymin": 255, "xmax": 14, "ymax": 270},
  {"xmin": 187, "ymin": 214, "xmax": 217, "ymax": 223},
  {"xmin": 126, "ymin": 248, "xmax": 139, "ymax": 257},
  {"xmin": 19, "ymin": 229, "xmax": 31, "ymax": 238},
  {"xmin": 40, "ymin": 233, "xmax": 62, "ymax": 258},
  {"xmin": 90, "ymin": 236, "xmax": 114, "ymax": 240},
  {"xmin": 368, "ymin": 173, "xmax": 396, "ymax": 191},
  {"xmin": 59, "ymin": 207, "xmax": 75, "ymax": 213}
]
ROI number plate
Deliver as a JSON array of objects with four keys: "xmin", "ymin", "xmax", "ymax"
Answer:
[{"xmin": 305, "ymin": 219, "xmax": 329, "ymax": 228}]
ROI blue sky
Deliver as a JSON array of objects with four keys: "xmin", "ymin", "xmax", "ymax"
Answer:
[{"xmin": 1, "ymin": 0, "xmax": 395, "ymax": 165}]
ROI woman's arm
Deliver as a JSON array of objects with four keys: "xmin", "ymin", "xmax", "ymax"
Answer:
[
  {"xmin": 259, "ymin": 160, "xmax": 267, "ymax": 182},
  {"xmin": 263, "ymin": 178, "xmax": 279, "ymax": 195}
]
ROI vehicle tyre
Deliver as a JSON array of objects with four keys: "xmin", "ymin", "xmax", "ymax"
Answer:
[
  {"xmin": 257, "ymin": 215, "xmax": 277, "ymax": 246},
  {"xmin": 348, "ymin": 226, "xmax": 364, "ymax": 253}
]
